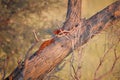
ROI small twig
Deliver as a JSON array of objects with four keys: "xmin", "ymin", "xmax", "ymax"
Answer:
[
  {"xmin": 95, "ymin": 56, "xmax": 120, "ymax": 80},
  {"xmin": 24, "ymin": 30, "xmax": 39, "ymax": 60},
  {"xmin": 76, "ymin": 47, "xmax": 83, "ymax": 80},
  {"xmin": 72, "ymin": 64, "xmax": 80, "ymax": 80},
  {"xmin": 2, "ymin": 61, "xmax": 6, "ymax": 80},
  {"xmin": 2, "ymin": 56, "xmax": 9, "ymax": 80},
  {"xmin": 23, "ymin": 30, "xmax": 39, "ymax": 78},
  {"xmin": 33, "ymin": 30, "xmax": 39, "ymax": 42},
  {"xmin": 48, "ymin": 75, "xmax": 63, "ymax": 80},
  {"xmin": 94, "ymin": 41, "xmax": 117, "ymax": 79},
  {"xmin": 94, "ymin": 39, "xmax": 120, "ymax": 80}
]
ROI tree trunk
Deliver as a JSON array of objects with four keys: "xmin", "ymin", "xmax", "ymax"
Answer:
[{"xmin": 5, "ymin": 0, "xmax": 120, "ymax": 80}]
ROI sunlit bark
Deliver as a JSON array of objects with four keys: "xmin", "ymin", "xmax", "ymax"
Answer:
[{"xmin": 5, "ymin": 0, "xmax": 120, "ymax": 80}]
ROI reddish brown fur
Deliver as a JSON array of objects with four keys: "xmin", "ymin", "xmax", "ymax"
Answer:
[
  {"xmin": 53, "ymin": 29, "xmax": 70, "ymax": 35},
  {"xmin": 37, "ymin": 38, "xmax": 54, "ymax": 54},
  {"xmin": 53, "ymin": 29, "xmax": 62, "ymax": 34}
]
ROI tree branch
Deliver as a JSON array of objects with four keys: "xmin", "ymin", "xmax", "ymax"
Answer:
[
  {"xmin": 63, "ymin": 0, "xmax": 82, "ymax": 30},
  {"xmin": 66, "ymin": 0, "xmax": 82, "ymax": 19},
  {"xmin": 5, "ymin": 0, "xmax": 120, "ymax": 80}
]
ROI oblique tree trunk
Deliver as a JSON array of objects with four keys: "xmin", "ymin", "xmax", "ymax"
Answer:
[{"xmin": 5, "ymin": 0, "xmax": 120, "ymax": 80}]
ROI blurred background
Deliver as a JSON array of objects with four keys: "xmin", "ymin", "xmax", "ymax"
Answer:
[{"xmin": 0, "ymin": 0, "xmax": 120, "ymax": 80}]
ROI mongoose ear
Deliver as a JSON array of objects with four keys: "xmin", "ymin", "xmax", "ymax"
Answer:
[
  {"xmin": 29, "ymin": 38, "xmax": 54, "ymax": 60},
  {"xmin": 37, "ymin": 39, "xmax": 54, "ymax": 53},
  {"xmin": 53, "ymin": 29, "xmax": 61, "ymax": 35}
]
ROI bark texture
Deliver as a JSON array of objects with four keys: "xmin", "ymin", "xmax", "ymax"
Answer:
[{"xmin": 5, "ymin": 0, "xmax": 120, "ymax": 80}]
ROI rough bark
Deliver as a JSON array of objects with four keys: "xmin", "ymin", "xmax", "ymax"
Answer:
[
  {"xmin": 63, "ymin": 0, "xmax": 82, "ymax": 30},
  {"xmin": 5, "ymin": 0, "xmax": 120, "ymax": 80}
]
